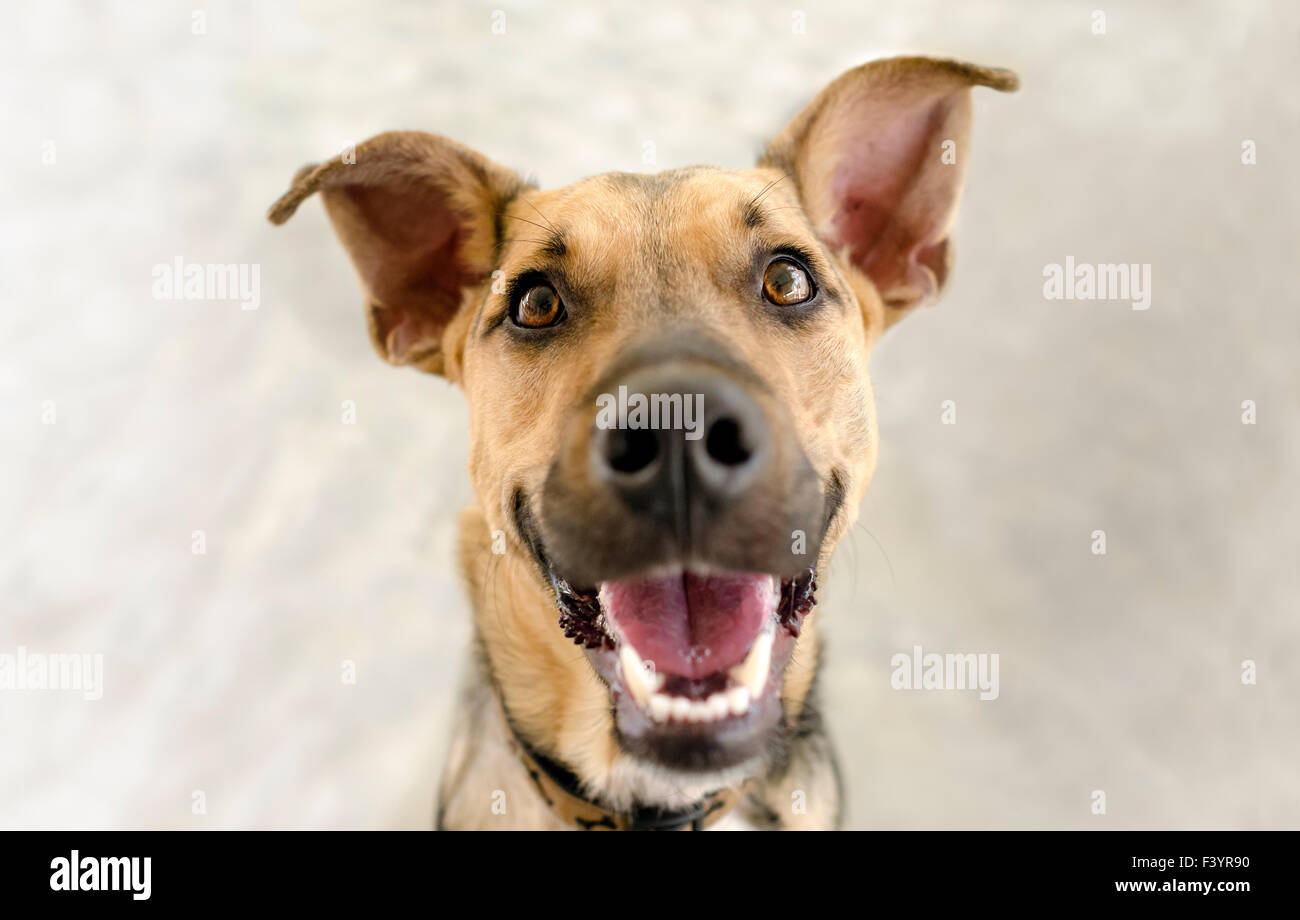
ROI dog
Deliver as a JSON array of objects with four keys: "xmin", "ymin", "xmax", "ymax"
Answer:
[{"xmin": 268, "ymin": 55, "xmax": 1017, "ymax": 830}]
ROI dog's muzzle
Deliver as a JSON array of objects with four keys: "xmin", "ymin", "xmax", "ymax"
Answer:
[{"xmin": 525, "ymin": 333, "xmax": 830, "ymax": 772}]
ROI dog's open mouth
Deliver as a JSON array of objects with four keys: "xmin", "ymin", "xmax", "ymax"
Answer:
[{"xmin": 547, "ymin": 562, "xmax": 817, "ymax": 769}]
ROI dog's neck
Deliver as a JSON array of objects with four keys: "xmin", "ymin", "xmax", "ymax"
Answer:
[{"xmin": 503, "ymin": 709, "xmax": 751, "ymax": 831}]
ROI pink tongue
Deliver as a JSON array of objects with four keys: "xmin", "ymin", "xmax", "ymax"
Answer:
[{"xmin": 600, "ymin": 572, "xmax": 774, "ymax": 679}]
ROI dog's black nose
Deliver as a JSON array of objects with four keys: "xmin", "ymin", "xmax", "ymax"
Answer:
[
  {"xmin": 541, "ymin": 333, "xmax": 824, "ymax": 585},
  {"xmin": 591, "ymin": 369, "xmax": 769, "ymax": 516}
]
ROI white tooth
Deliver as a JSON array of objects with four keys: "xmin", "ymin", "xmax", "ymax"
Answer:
[
  {"xmin": 728, "ymin": 626, "xmax": 774, "ymax": 698},
  {"xmin": 726, "ymin": 686, "xmax": 751, "ymax": 716},
  {"xmin": 670, "ymin": 697, "xmax": 692, "ymax": 722},
  {"xmin": 649, "ymin": 693, "xmax": 671, "ymax": 723},
  {"xmin": 620, "ymin": 645, "xmax": 654, "ymax": 708},
  {"xmin": 707, "ymin": 692, "xmax": 730, "ymax": 720}
]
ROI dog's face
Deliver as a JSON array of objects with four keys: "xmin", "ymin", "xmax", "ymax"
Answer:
[
  {"xmin": 270, "ymin": 57, "xmax": 1015, "ymax": 791},
  {"xmin": 468, "ymin": 166, "xmax": 863, "ymax": 775}
]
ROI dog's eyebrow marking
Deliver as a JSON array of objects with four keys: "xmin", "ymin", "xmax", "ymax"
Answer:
[
  {"xmin": 506, "ymin": 216, "xmax": 567, "ymax": 258},
  {"xmin": 539, "ymin": 230, "xmax": 567, "ymax": 258},
  {"xmin": 743, "ymin": 174, "xmax": 789, "ymax": 228},
  {"xmin": 475, "ymin": 216, "xmax": 569, "ymax": 338}
]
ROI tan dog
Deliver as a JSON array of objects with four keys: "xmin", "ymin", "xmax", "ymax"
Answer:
[{"xmin": 269, "ymin": 56, "xmax": 1016, "ymax": 830}]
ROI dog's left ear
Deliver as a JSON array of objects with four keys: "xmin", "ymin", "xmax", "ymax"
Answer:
[
  {"xmin": 267, "ymin": 131, "xmax": 527, "ymax": 376},
  {"xmin": 761, "ymin": 56, "xmax": 1017, "ymax": 331}
]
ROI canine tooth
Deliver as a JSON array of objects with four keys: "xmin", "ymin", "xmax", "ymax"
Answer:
[
  {"xmin": 728, "ymin": 626, "xmax": 774, "ymax": 698},
  {"xmin": 726, "ymin": 686, "xmax": 751, "ymax": 716},
  {"xmin": 649, "ymin": 693, "xmax": 671, "ymax": 723},
  {"xmin": 620, "ymin": 645, "xmax": 655, "ymax": 708}
]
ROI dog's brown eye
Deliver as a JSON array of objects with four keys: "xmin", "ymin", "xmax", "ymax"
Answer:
[
  {"xmin": 763, "ymin": 259, "xmax": 813, "ymax": 306},
  {"xmin": 514, "ymin": 284, "xmax": 564, "ymax": 328}
]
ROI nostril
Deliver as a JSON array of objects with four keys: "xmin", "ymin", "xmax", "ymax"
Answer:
[
  {"xmin": 704, "ymin": 417, "xmax": 751, "ymax": 467},
  {"xmin": 606, "ymin": 427, "xmax": 660, "ymax": 475}
]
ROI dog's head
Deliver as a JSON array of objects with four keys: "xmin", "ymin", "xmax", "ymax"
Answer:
[{"xmin": 270, "ymin": 56, "xmax": 1015, "ymax": 797}]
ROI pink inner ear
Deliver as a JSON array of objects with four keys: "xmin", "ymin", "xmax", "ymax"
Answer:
[
  {"xmin": 380, "ymin": 305, "xmax": 442, "ymax": 362},
  {"xmin": 345, "ymin": 184, "xmax": 474, "ymax": 363},
  {"xmin": 827, "ymin": 93, "xmax": 959, "ymax": 305}
]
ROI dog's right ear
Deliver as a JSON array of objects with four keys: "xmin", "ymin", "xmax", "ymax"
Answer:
[
  {"xmin": 267, "ymin": 131, "xmax": 527, "ymax": 376},
  {"xmin": 761, "ymin": 57, "xmax": 1017, "ymax": 335}
]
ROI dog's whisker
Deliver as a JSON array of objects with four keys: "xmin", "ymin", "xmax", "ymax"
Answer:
[
  {"xmin": 504, "ymin": 213, "xmax": 552, "ymax": 234},
  {"xmin": 521, "ymin": 196, "xmax": 559, "ymax": 233},
  {"xmin": 747, "ymin": 172, "xmax": 789, "ymax": 211},
  {"xmin": 852, "ymin": 520, "xmax": 896, "ymax": 591}
]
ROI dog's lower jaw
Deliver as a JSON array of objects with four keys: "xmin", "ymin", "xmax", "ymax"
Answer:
[
  {"xmin": 437, "ymin": 641, "xmax": 841, "ymax": 830},
  {"xmin": 440, "ymin": 507, "xmax": 840, "ymax": 828},
  {"xmin": 437, "ymin": 626, "xmax": 841, "ymax": 829}
]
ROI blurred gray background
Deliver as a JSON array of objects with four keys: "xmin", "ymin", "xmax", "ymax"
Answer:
[{"xmin": 2, "ymin": 0, "xmax": 1296, "ymax": 829}]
